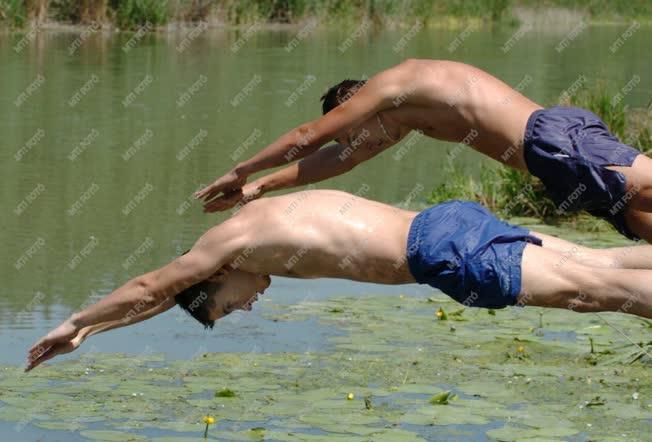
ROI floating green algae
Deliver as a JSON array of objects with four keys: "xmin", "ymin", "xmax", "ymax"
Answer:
[
  {"xmin": 215, "ymin": 388, "xmax": 237, "ymax": 398},
  {"xmin": 429, "ymin": 390, "xmax": 457, "ymax": 405},
  {"xmin": 1, "ymin": 291, "xmax": 650, "ymax": 441},
  {"xmin": 80, "ymin": 430, "xmax": 147, "ymax": 441}
]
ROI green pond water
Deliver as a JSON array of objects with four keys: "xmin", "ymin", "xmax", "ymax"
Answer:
[{"xmin": 1, "ymin": 23, "xmax": 652, "ymax": 441}]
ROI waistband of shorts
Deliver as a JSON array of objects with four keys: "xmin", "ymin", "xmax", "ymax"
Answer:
[
  {"xmin": 407, "ymin": 208, "xmax": 427, "ymax": 256},
  {"xmin": 406, "ymin": 208, "xmax": 430, "ymax": 282},
  {"xmin": 524, "ymin": 231, "xmax": 543, "ymax": 247},
  {"xmin": 523, "ymin": 108, "xmax": 547, "ymax": 148}
]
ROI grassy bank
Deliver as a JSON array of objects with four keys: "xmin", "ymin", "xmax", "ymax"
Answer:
[
  {"xmin": 428, "ymin": 84, "xmax": 652, "ymax": 229},
  {"xmin": 1, "ymin": 0, "xmax": 651, "ymax": 29}
]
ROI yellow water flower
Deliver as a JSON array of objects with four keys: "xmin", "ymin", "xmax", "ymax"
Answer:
[
  {"xmin": 203, "ymin": 415, "xmax": 215, "ymax": 438},
  {"xmin": 347, "ymin": 393, "xmax": 354, "ymax": 400}
]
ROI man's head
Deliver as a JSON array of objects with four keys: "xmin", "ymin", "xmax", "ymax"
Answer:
[
  {"xmin": 175, "ymin": 266, "xmax": 271, "ymax": 329},
  {"xmin": 320, "ymin": 79, "xmax": 367, "ymax": 115},
  {"xmin": 320, "ymin": 79, "xmax": 403, "ymax": 153}
]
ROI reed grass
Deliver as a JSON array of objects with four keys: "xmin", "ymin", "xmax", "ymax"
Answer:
[{"xmin": 3, "ymin": 0, "xmax": 651, "ymax": 28}]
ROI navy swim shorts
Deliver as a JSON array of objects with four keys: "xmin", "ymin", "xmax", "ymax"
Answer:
[
  {"xmin": 406, "ymin": 201, "xmax": 542, "ymax": 309},
  {"xmin": 523, "ymin": 106, "xmax": 640, "ymax": 240}
]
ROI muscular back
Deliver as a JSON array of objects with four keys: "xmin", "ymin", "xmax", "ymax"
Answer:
[
  {"xmin": 230, "ymin": 190, "xmax": 417, "ymax": 284},
  {"xmin": 384, "ymin": 60, "xmax": 542, "ymax": 169}
]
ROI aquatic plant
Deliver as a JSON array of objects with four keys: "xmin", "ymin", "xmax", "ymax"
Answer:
[
  {"xmin": 430, "ymin": 390, "xmax": 457, "ymax": 405},
  {"xmin": 215, "ymin": 387, "xmax": 236, "ymax": 397},
  {"xmin": 112, "ymin": 0, "xmax": 169, "ymax": 29},
  {"xmin": 0, "ymin": 0, "xmax": 27, "ymax": 26},
  {"xmin": 427, "ymin": 164, "xmax": 559, "ymax": 221},
  {"xmin": 202, "ymin": 415, "xmax": 215, "ymax": 438},
  {"xmin": 1, "ymin": 291, "xmax": 650, "ymax": 440},
  {"xmin": 3, "ymin": 0, "xmax": 652, "ymax": 28},
  {"xmin": 50, "ymin": 0, "xmax": 108, "ymax": 24}
]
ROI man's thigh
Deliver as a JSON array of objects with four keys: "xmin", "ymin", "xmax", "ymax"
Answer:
[
  {"xmin": 529, "ymin": 231, "xmax": 615, "ymax": 268},
  {"xmin": 611, "ymin": 154, "xmax": 652, "ymax": 212},
  {"xmin": 518, "ymin": 243, "xmax": 586, "ymax": 309}
]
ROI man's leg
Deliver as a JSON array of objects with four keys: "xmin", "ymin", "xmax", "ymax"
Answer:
[
  {"xmin": 611, "ymin": 154, "xmax": 652, "ymax": 212},
  {"xmin": 611, "ymin": 154, "xmax": 652, "ymax": 243},
  {"xmin": 530, "ymin": 231, "xmax": 614, "ymax": 268},
  {"xmin": 624, "ymin": 209, "xmax": 652, "ymax": 244},
  {"xmin": 518, "ymin": 243, "xmax": 652, "ymax": 318},
  {"xmin": 530, "ymin": 231, "xmax": 652, "ymax": 269}
]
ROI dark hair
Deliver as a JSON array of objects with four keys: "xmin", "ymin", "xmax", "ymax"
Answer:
[
  {"xmin": 174, "ymin": 250, "xmax": 219, "ymax": 329},
  {"xmin": 175, "ymin": 280, "xmax": 219, "ymax": 329},
  {"xmin": 320, "ymin": 79, "xmax": 367, "ymax": 115}
]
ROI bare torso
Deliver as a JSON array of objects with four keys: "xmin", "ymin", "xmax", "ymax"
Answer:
[
  {"xmin": 231, "ymin": 190, "xmax": 417, "ymax": 284},
  {"xmin": 212, "ymin": 62, "xmax": 546, "ymax": 281},
  {"xmin": 387, "ymin": 60, "xmax": 543, "ymax": 170}
]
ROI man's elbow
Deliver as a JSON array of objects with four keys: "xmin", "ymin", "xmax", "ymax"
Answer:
[
  {"xmin": 290, "ymin": 124, "xmax": 310, "ymax": 145},
  {"xmin": 111, "ymin": 278, "xmax": 159, "ymax": 324},
  {"xmin": 293, "ymin": 123, "xmax": 331, "ymax": 154},
  {"xmin": 132, "ymin": 274, "xmax": 172, "ymax": 308}
]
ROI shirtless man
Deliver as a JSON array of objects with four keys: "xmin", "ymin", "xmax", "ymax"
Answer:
[
  {"xmin": 26, "ymin": 190, "xmax": 652, "ymax": 371},
  {"xmin": 195, "ymin": 59, "xmax": 652, "ymax": 241}
]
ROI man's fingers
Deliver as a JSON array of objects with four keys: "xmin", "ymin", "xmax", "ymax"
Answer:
[
  {"xmin": 195, "ymin": 179, "xmax": 235, "ymax": 201},
  {"xmin": 25, "ymin": 348, "xmax": 52, "ymax": 371},
  {"xmin": 28, "ymin": 336, "xmax": 53, "ymax": 355},
  {"xmin": 28, "ymin": 332, "xmax": 66, "ymax": 359},
  {"xmin": 194, "ymin": 186, "xmax": 217, "ymax": 201},
  {"xmin": 203, "ymin": 194, "xmax": 240, "ymax": 212},
  {"xmin": 26, "ymin": 349, "xmax": 58, "ymax": 371},
  {"xmin": 25, "ymin": 343, "xmax": 73, "ymax": 372},
  {"xmin": 25, "ymin": 346, "xmax": 56, "ymax": 371},
  {"xmin": 195, "ymin": 184, "xmax": 221, "ymax": 199},
  {"xmin": 203, "ymin": 190, "xmax": 244, "ymax": 212}
]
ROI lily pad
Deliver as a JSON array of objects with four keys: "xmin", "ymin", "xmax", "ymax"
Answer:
[{"xmin": 79, "ymin": 430, "xmax": 147, "ymax": 441}]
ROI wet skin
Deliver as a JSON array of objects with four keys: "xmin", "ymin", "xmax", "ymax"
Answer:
[
  {"xmin": 27, "ymin": 190, "xmax": 652, "ymax": 370},
  {"xmin": 195, "ymin": 59, "xmax": 652, "ymax": 241}
]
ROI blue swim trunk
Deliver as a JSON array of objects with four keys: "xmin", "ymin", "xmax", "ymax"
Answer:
[
  {"xmin": 406, "ymin": 201, "xmax": 542, "ymax": 309},
  {"xmin": 523, "ymin": 106, "xmax": 641, "ymax": 240}
]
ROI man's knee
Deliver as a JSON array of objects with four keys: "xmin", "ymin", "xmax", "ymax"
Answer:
[
  {"xmin": 588, "ymin": 248, "xmax": 620, "ymax": 269},
  {"xmin": 564, "ymin": 289, "xmax": 602, "ymax": 313},
  {"xmin": 571, "ymin": 268, "xmax": 629, "ymax": 313},
  {"xmin": 551, "ymin": 265, "xmax": 611, "ymax": 313}
]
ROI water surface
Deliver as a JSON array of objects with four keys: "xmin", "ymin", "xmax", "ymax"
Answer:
[{"xmin": 1, "ymin": 23, "xmax": 650, "ymax": 441}]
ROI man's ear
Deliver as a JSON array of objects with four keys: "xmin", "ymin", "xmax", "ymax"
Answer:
[{"xmin": 206, "ymin": 267, "xmax": 229, "ymax": 283}]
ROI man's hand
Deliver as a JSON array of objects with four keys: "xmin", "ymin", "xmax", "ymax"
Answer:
[
  {"xmin": 194, "ymin": 169, "xmax": 247, "ymax": 208},
  {"xmin": 26, "ymin": 319, "xmax": 81, "ymax": 372},
  {"xmin": 202, "ymin": 181, "xmax": 263, "ymax": 213}
]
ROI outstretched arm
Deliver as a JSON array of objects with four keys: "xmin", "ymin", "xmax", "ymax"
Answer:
[
  {"xmin": 195, "ymin": 61, "xmax": 411, "ymax": 208},
  {"xmin": 26, "ymin": 217, "xmax": 246, "ymax": 371},
  {"xmin": 25, "ymin": 296, "xmax": 176, "ymax": 371},
  {"xmin": 202, "ymin": 141, "xmax": 388, "ymax": 212}
]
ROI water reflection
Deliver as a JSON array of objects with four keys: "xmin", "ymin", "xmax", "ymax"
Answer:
[{"xmin": 1, "ymin": 24, "xmax": 650, "ymax": 321}]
